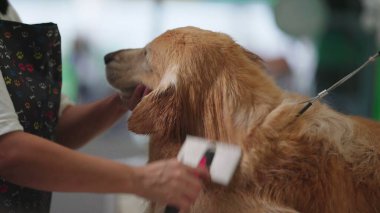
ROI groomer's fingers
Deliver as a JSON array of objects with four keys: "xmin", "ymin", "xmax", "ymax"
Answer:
[
  {"xmin": 170, "ymin": 187, "xmax": 196, "ymax": 211},
  {"xmin": 166, "ymin": 161, "xmax": 203, "ymax": 196},
  {"xmin": 180, "ymin": 166, "xmax": 210, "ymax": 190},
  {"xmin": 127, "ymin": 84, "xmax": 145, "ymax": 110},
  {"xmin": 179, "ymin": 172, "xmax": 203, "ymax": 200},
  {"xmin": 135, "ymin": 159, "xmax": 208, "ymax": 211},
  {"xmin": 143, "ymin": 87, "xmax": 152, "ymax": 96},
  {"xmin": 171, "ymin": 166, "xmax": 209, "ymax": 210},
  {"xmin": 192, "ymin": 166, "xmax": 211, "ymax": 181},
  {"xmin": 177, "ymin": 197, "xmax": 193, "ymax": 212}
]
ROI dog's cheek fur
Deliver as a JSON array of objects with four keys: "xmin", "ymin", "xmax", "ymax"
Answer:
[{"xmin": 128, "ymin": 86, "xmax": 186, "ymax": 140}]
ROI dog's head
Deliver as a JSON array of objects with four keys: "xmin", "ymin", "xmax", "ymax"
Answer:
[
  {"xmin": 105, "ymin": 27, "xmax": 280, "ymax": 141},
  {"xmin": 105, "ymin": 27, "xmax": 244, "ymax": 94}
]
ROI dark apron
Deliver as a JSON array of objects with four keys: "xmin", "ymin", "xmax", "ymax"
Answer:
[{"xmin": 0, "ymin": 20, "xmax": 62, "ymax": 213}]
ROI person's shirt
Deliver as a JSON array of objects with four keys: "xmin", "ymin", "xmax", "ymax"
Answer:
[
  {"xmin": 0, "ymin": 74, "xmax": 73, "ymax": 136},
  {"xmin": 0, "ymin": 2, "xmax": 73, "ymax": 136},
  {"xmin": 0, "ymin": 0, "xmax": 20, "ymax": 22}
]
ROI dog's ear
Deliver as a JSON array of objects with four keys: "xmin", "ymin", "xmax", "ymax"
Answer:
[{"xmin": 128, "ymin": 86, "xmax": 186, "ymax": 140}]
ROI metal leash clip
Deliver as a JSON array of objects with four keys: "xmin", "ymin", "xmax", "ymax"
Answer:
[{"xmin": 297, "ymin": 51, "xmax": 380, "ymax": 117}]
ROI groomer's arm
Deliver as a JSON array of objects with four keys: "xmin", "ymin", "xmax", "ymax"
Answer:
[
  {"xmin": 55, "ymin": 85, "xmax": 146, "ymax": 149},
  {"xmin": 55, "ymin": 94, "xmax": 127, "ymax": 148},
  {"xmin": 0, "ymin": 131, "xmax": 136, "ymax": 192},
  {"xmin": 0, "ymin": 131, "xmax": 208, "ymax": 211}
]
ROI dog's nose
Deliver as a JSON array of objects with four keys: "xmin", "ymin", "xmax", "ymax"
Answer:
[{"xmin": 104, "ymin": 52, "xmax": 115, "ymax": 64}]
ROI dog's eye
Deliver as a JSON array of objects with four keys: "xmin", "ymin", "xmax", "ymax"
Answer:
[{"xmin": 143, "ymin": 49, "xmax": 148, "ymax": 57}]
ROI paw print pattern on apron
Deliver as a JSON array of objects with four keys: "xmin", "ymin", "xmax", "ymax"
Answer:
[{"xmin": 0, "ymin": 20, "xmax": 62, "ymax": 213}]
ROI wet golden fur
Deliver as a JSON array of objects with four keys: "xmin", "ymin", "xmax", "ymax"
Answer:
[{"xmin": 106, "ymin": 27, "xmax": 380, "ymax": 212}]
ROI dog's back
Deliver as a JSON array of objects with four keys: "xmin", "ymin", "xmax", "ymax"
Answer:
[{"xmin": 235, "ymin": 97, "xmax": 380, "ymax": 213}]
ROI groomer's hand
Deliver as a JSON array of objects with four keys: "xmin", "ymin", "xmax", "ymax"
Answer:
[
  {"xmin": 119, "ymin": 84, "xmax": 152, "ymax": 110},
  {"xmin": 133, "ymin": 159, "xmax": 210, "ymax": 212}
]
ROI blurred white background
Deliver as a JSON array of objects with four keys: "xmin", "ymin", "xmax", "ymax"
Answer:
[{"xmin": 11, "ymin": 0, "xmax": 378, "ymax": 212}]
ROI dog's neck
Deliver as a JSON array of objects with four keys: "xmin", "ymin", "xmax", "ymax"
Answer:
[
  {"xmin": 185, "ymin": 67, "xmax": 283, "ymax": 144},
  {"xmin": 128, "ymin": 62, "xmax": 283, "ymax": 147}
]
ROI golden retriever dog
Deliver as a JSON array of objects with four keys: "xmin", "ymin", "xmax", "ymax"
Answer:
[{"xmin": 105, "ymin": 26, "xmax": 380, "ymax": 213}]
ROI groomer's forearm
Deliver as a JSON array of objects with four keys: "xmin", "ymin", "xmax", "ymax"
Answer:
[
  {"xmin": 55, "ymin": 94, "xmax": 127, "ymax": 148},
  {"xmin": 0, "ymin": 131, "xmax": 138, "ymax": 193}
]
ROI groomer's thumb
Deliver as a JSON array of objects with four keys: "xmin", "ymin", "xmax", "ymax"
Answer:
[{"xmin": 193, "ymin": 167, "xmax": 211, "ymax": 181}]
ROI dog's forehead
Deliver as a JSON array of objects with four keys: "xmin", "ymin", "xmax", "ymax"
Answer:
[
  {"xmin": 151, "ymin": 28, "xmax": 193, "ymax": 44},
  {"xmin": 163, "ymin": 27, "xmax": 204, "ymax": 37},
  {"xmin": 148, "ymin": 27, "xmax": 234, "ymax": 56},
  {"xmin": 151, "ymin": 27, "xmax": 223, "ymax": 45}
]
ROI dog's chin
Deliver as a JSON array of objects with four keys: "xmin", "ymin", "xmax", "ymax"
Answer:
[
  {"xmin": 119, "ymin": 83, "xmax": 153, "ymax": 108},
  {"xmin": 107, "ymin": 78, "xmax": 139, "ymax": 99},
  {"xmin": 120, "ymin": 85, "xmax": 138, "ymax": 99}
]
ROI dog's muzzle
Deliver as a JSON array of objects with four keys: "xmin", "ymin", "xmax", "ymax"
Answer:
[{"xmin": 104, "ymin": 52, "xmax": 116, "ymax": 64}]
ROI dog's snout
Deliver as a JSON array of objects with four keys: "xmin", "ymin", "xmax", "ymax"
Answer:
[
  {"xmin": 104, "ymin": 52, "xmax": 115, "ymax": 64},
  {"xmin": 104, "ymin": 49, "xmax": 141, "ymax": 64}
]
